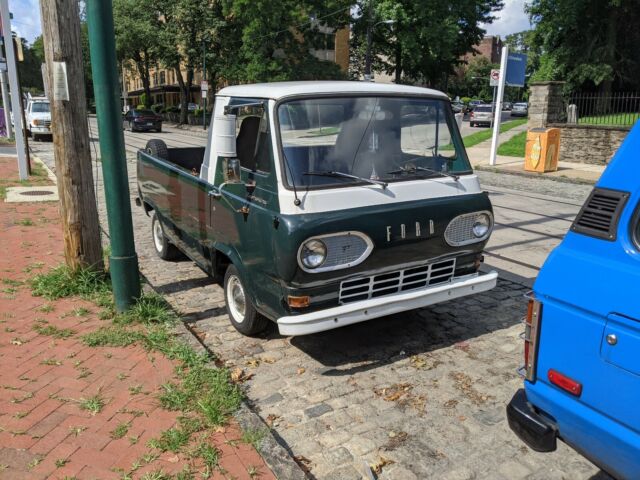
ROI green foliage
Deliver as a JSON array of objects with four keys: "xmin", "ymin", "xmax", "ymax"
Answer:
[
  {"xmin": 79, "ymin": 393, "xmax": 105, "ymax": 415},
  {"xmin": 17, "ymin": 38, "xmax": 44, "ymax": 91},
  {"xmin": 351, "ymin": 0, "xmax": 503, "ymax": 86},
  {"xmin": 82, "ymin": 325, "xmax": 143, "ymax": 347},
  {"xmin": 34, "ymin": 323, "xmax": 76, "ymax": 339},
  {"xmin": 31, "ymin": 265, "xmax": 111, "ymax": 302},
  {"xmin": 140, "ymin": 93, "xmax": 149, "ymax": 108},
  {"xmin": 527, "ymin": 0, "xmax": 640, "ymax": 91}
]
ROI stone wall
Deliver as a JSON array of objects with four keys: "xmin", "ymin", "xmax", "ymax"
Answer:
[
  {"xmin": 549, "ymin": 124, "xmax": 629, "ymax": 165},
  {"xmin": 529, "ymin": 81, "xmax": 630, "ymax": 165}
]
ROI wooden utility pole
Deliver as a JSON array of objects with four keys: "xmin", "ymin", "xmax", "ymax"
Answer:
[{"xmin": 39, "ymin": 0, "xmax": 103, "ymax": 271}]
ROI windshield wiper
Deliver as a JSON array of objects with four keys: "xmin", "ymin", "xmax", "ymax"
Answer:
[
  {"xmin": 386, "ymin": 165, "xmax": 459, "ymax": 181},
  {"xmin": 304, "ymin": 171, "xmax": 388, "ymax": 189}
]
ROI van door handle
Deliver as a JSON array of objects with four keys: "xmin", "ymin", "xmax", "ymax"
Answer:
[{"xmin": 208, "ymin": 188, "xmax": 221, "ymax": 200}]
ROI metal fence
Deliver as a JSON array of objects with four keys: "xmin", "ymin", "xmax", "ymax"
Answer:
[{"xmin": 567, "ymin": 92, "xmax": 640, "ymax": 127}]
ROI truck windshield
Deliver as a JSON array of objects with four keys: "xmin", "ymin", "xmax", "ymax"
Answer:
[
  {"xmin": 32, "ymin": 102, "xmax": 50, "ymax": 113},
  {"xmin": 277, "ymin": 96, "xmax": 470, "ymax": 189}
]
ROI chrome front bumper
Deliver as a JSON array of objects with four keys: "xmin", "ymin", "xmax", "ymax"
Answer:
[{"xmin": 277, "ymin": 271, "xmax": 498, "ymax": 336}]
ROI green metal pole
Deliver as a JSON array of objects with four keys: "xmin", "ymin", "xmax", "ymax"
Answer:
[{"xmin": 86, "ymin": 0, "xmax": 140, "ymax": 311}]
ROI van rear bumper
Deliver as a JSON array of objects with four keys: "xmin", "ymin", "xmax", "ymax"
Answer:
[
  {"xmin": 277, "ymin": 271, "xmax": 497, "ymax": 336},
  {"xmin": 507, "ymin": 389, "xmax": 557, "ymax": 452}
]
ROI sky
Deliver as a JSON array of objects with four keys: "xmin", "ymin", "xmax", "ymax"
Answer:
[
  {"xmin": 12, "ymin": 0, "xmax": 530, "ymax": 45},
  {"xmin": 8, "ymin": 0, "xmax": 40, "ymax": 43},
  {"xmin": 482, "ymin": 0, "xmax": 531, "ymax": 37}
]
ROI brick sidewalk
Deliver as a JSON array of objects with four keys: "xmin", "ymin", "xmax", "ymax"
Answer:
[{"xmin": 0, "ymin": 156, "xmax": 276, "ymax": 479}]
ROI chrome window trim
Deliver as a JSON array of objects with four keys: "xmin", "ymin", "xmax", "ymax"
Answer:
[
  {"xmin": 444, "ymin": 210, "xmax": 494, "ymax": 247},
  {"xmin": 297, "ymin": 231, "xmax": 374, "ymax": 273}
]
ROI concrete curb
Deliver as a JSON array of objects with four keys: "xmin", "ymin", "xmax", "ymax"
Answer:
[
  {"xmin": 139, "ymin": 282, "xmax": 308, "ymax": 480},
  {"xmin": 31, "ymin": 155, "xmax": 57, "ymax": 183},
  {"xmin": 475, "ymin": 164, "xmax": 597, "ymax": 186}
]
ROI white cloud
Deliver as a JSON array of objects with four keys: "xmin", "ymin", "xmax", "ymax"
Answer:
[
  {"xmin": 8, "ymin": 0, "xmax": 41, "ymax": 44},
  {"xmin": 482, "ymin": 0, "xmax": 531, "ymax": 38}
]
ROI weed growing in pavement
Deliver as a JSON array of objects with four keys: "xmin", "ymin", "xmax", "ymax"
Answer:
[
  {"xmin": 241, "ymin": 428, "xmax": 267, "ymax": 450},
  {"xmin": 36, "ymin": 303, "xmax": 54, "ymax": 313},
  {"xmin": 54, "ymin": 458, "xmax": 69, "ymax": 468},
  {"xmin": 1, "ymin": 278, "xmax": 23, "ymax": 287},
  {"xmin": 72, "ymin": 307, "xmax": 90, "ymax": 317},
  {"xmin": 27, "ymin": 456, "xmax": 43, "ymax": 469},
  {"xmin": 33, "ymin": 323, "xmax": 76, "ymax": 339},
  {"xmin": 79, "ymin": 393, "xmax": 105, "ymax": 415},
  {"xmin": 28, "ymin": 265, "xmax": 246, "ymax": 476},
  {"xmin": 15, "ymin": 218, "xmax": 34, "ymax": 227},
  {"xmin": 110, "ymin": 422, "xmax": 131, "ymax": 439},
  {"xmin": 140, "ymin": 470, "xmax": 171, "ymax": 480},
  {"xmin": 40, "ymin": 358, "xmax": 63, "ymax": 366},
  {"xmin": 69, "ymin": 426, "xmax": 87, "ymax": 436},
  {"xmin": 129, "ymin": 434, "xmax": 140, "ymax": 445}
]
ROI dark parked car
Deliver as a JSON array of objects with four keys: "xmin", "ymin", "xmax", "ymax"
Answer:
[
  {"xmin": 503, "ymin": 101, "xmax": 513, "ymax": 111},
  {"xmin": 511, "ymin": 102, "xmax": 529, "ymax": 117},
  {"xmin": 123, "ymin": 109, "xmax": 163, "ymax": 132}
]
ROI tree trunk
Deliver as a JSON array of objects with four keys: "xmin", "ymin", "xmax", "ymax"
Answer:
[
  {"xmin": 394, "ymin": 41, "xmax": 402, "ymax": 83},
  {"xmin": 134, "ymin": 52, "xmax": 151, "ymax": 106},
  {"xmin": 175, "ymin": 65, "xmax": 188, "ymax": 124},
  {"xmin": 39, "ymin": 0, "xmax": 103, "ymax": 271}
]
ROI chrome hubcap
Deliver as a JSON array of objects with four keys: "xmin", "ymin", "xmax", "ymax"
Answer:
[
  {"xmin": 227, "ymin": 275, "xmax": 246, "ymax": 323},
  {"xmin": 153, "ymin": 219, "xmax": 164, "ymax": 252}
]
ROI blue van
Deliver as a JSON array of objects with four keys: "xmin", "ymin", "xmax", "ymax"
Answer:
[{"xmin": 507, "ymin": 123, "xmax": 640, "ymax": 478}]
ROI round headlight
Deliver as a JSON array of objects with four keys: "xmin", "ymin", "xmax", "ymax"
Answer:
[
  {"xmin": 472, "ymin": 214, "xmax": 491, "ymax": 238},
  {"xmin": 301, "ymin": 239, "xmax": 327, "ymax": 269}
]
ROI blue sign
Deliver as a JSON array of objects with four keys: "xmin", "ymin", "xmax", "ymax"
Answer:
[{"xmin": 506, "ymin": 53, "xmax": 527, "ymax": 87}]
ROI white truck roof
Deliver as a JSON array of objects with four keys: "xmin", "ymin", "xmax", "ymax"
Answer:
[{"xmin": 217, "ymin": 81, "xmax": 449, "ymax": 101}]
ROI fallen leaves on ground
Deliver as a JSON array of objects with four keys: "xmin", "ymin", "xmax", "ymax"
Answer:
[
  {"xmin": 370, "ymin": 456, "xmax": 395, "ymax": 475},
  {"xmin": 230, "ymin": 367, "xmax": 254, "ymax": 384},
  {"xmin": 382, "ymin": 431, "xmax": 408, "ymax": 451},
  {"xmin": 373, "ymin": 383, "xmax": 426, "ymax": 412},
  {"xmin": 449, "ymin": 372, "xmax": 494, "ymax": 405}
]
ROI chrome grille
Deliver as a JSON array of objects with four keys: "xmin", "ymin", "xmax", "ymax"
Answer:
[
  {"xmin": 339, "ymin": 258, "xmax": 456, "ymax": 304},
  {"xmin": 445, "ymin": 211, "xmax": 492, "ymax": 246},
  {"xmin": 322, "ymin": 234, "xmax": 369, "ymax": 269}
]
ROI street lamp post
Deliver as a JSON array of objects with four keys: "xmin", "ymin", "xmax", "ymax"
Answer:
[
  {"xmin": 364, "ymin": 19, "xmax": 394, "ymax": 82},
  {"xmin": 202, "ymin": 38, "xmax": 206, "ymax": 130}
]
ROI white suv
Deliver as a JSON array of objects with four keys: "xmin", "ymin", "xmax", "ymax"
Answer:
[{"xmin": 26, "ymin": 97, "xmax": 52, "ymax": 141}]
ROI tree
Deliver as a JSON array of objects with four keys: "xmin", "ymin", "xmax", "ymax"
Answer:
[
  {"xmin": 113, "ymin": 0, "xmax": 158, "ymax": 106},
  {"xmin": 219, "ymin": 0, "xmax": 351, "ymax": 83},
  {"xmin": 351, "ymin": 0, "xmax": 503, "ymax": 87},
  {"xmin": 17, "ymin": 38, "xmax": 45, "ymax": 93},
  {"xmin": 527, "ymin": 0, "xmax": 640, "ymax": 92}
]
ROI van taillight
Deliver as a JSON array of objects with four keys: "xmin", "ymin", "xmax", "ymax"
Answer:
[{"xmin": 521, "ymin": 293, "xmax": 542, "ymax": 382}]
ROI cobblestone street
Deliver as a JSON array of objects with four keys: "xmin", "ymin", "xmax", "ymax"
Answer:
[{"xmin": 30, "ymin": 127, "xmax": 604, "ymax": 479}]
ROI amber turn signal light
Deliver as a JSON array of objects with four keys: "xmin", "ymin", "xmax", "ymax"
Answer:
[{"xmin": 288, "ymin": 295, "xmax": 310, "ymax": 308}]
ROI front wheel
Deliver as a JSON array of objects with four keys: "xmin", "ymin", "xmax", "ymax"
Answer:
[
  {"xmin": 151, "ymin": 212, "xmax": 179, "ymax": 260},
  {"xmin": 224, "ymin": 265, "xmax": 269, "ymax": 336}
]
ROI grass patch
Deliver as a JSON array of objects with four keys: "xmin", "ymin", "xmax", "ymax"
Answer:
[
  {"xmin": 578, "ymin": 113, "xmax": 639, "ymax": 127},
  {"xmin": 497, "ymin": 130, "xmax": 527, "ymax": 157},
  {"xmin": 15, "ymin": 218, "xmax": 34, "ymax": 227},
  {"xmin": 34, "ymin": 323, "xmax": 76, "ymax": 339},
  {"xmin": 79, "ymin": 393, "xmax": 105, "ymax": 415},
  {"xmin": 31, "ymin": 265, "xmax": 111, "ymax": 302},
  {"xmin": 0, "ymin": 136, "xmax": 15, "ymax": 145},
  {"xmin": 110, "ymin": 422, "xmax": 130, "ymax": 439},
  {"xmin": 148, "ymin": 426, "xmax": 192, "ymax": 453},
  {"xmin": 241, "ymin": 428, "xmax": 267, "ymax": 450},
  {"xmin": 82, "ymin": 325, "xmax": 143, "ymax": 347},
  {"xmin": 462, "ymin": 118, "xmax": 527, "ymax": 148}
]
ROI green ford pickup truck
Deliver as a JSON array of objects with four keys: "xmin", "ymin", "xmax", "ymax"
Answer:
[{"xmin": 136, "ymin": 81, "xmax": 498, "ymax": 336}]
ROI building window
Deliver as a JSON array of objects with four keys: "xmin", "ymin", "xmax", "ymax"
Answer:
[{"xmin": 160, "ymin": 71, "xmax": 166, "ymax": 85}]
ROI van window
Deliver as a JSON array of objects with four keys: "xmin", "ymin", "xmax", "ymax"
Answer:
[
  {"xmin": 235, "ymin": 103, "xmax": 271, "ymax": 173},
  {"xmin": 31, "ymin": 102, "xmax": 50, "ymax": 113}
]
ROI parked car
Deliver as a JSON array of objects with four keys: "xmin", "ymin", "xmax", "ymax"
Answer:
[
  {"xmin": 467, "ymin": 100, "xmax": 484, "ymax": 112},
  {"xmin": 137, "ymin": 81, "xmax": 498, "ymax": 336},
  {"xmin": 123, "ymin": 109, "xmax": 163, "ymax": 132},
  {"xmin": 451, "ymin": 101, "xmax": 467, "ymax": 114},
  {"xmin": 507, "ymin": 123, "xmax": 640, "ymax": 479},
  {"xmin": 25, "ymin": 96, "xmax": 52, "ymax": 141},
  {"xmin": 469, "ymin": 104, "xmax": 494, "ymax": 127},
  {"xmin": 503, "ymin": 101, "xmax": 513, "ymax": 111},
  {"xmin": 511, "ymin": 102, "xmax": 528, "ymax": 117}
]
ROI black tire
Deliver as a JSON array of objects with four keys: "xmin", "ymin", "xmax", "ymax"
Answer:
[
  {"xmin": 470, "ymin": 122, "xmax": 475, "ymax": 127},
  {"xmin": 224, "ymin": 265, "xmax": 269, "ymax": 336},
  {"xmin": 151, "ymin": 212, "xmax": 179, "ymax": 260},
  {"xmin": 156, "ymin": 125, "xmax": 162, "ymax": 133},
  {"xmin": 145, "ymin": 139, "xmax": 169, "ymax": 161}
]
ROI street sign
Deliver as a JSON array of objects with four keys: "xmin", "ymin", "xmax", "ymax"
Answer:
[
  {"xmin": 506, "ymin": 53, "xmax": 527, "ymax": 87},
  {"xmin": 202, "ymin": 89, "xmax": 207, "ymax": 98},
  {"xmin": 489, "ymin": 69, "xmax": 500, "ymax": 87},
  {"xmin": 200, "ymin": 80, "xmax": 208, "ymax": 91}
]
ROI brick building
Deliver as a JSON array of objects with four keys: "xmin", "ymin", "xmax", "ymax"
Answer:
[{"xmin": 461, "ymin": 35, "xmax": 503, "ymax": 65}]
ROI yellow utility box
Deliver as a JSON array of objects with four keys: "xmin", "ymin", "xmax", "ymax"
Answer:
[{"xmin": 524, "ymin": 128, "xmax": 561, "ymax": 173}]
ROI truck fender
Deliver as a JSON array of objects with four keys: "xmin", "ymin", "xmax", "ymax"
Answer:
[{"xmin": 210, "ymin": 243, "xmax": 258, "ymax": 302}]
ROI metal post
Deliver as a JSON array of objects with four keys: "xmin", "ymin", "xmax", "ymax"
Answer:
[
  {"xmin": 0, "ymin": 70, "xmax": 11, "ymax": 138},
  {"xmin": 0, "ymin": 0, "xmax": 27, "ymax": 179},
  {"xmin": 202, "ymin": 39, "xmax": 206, "ymax": 130},
  {"xmin": 86, "ymin": 0, "xmax": 140, "ymax": 311},
  {"xmin": 489, "ymin": 45, "xmax": 508, "ymax": 167},
  {"xmin": 364, "ymin": 23, "xmax": 372, "ymax": 81}
]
